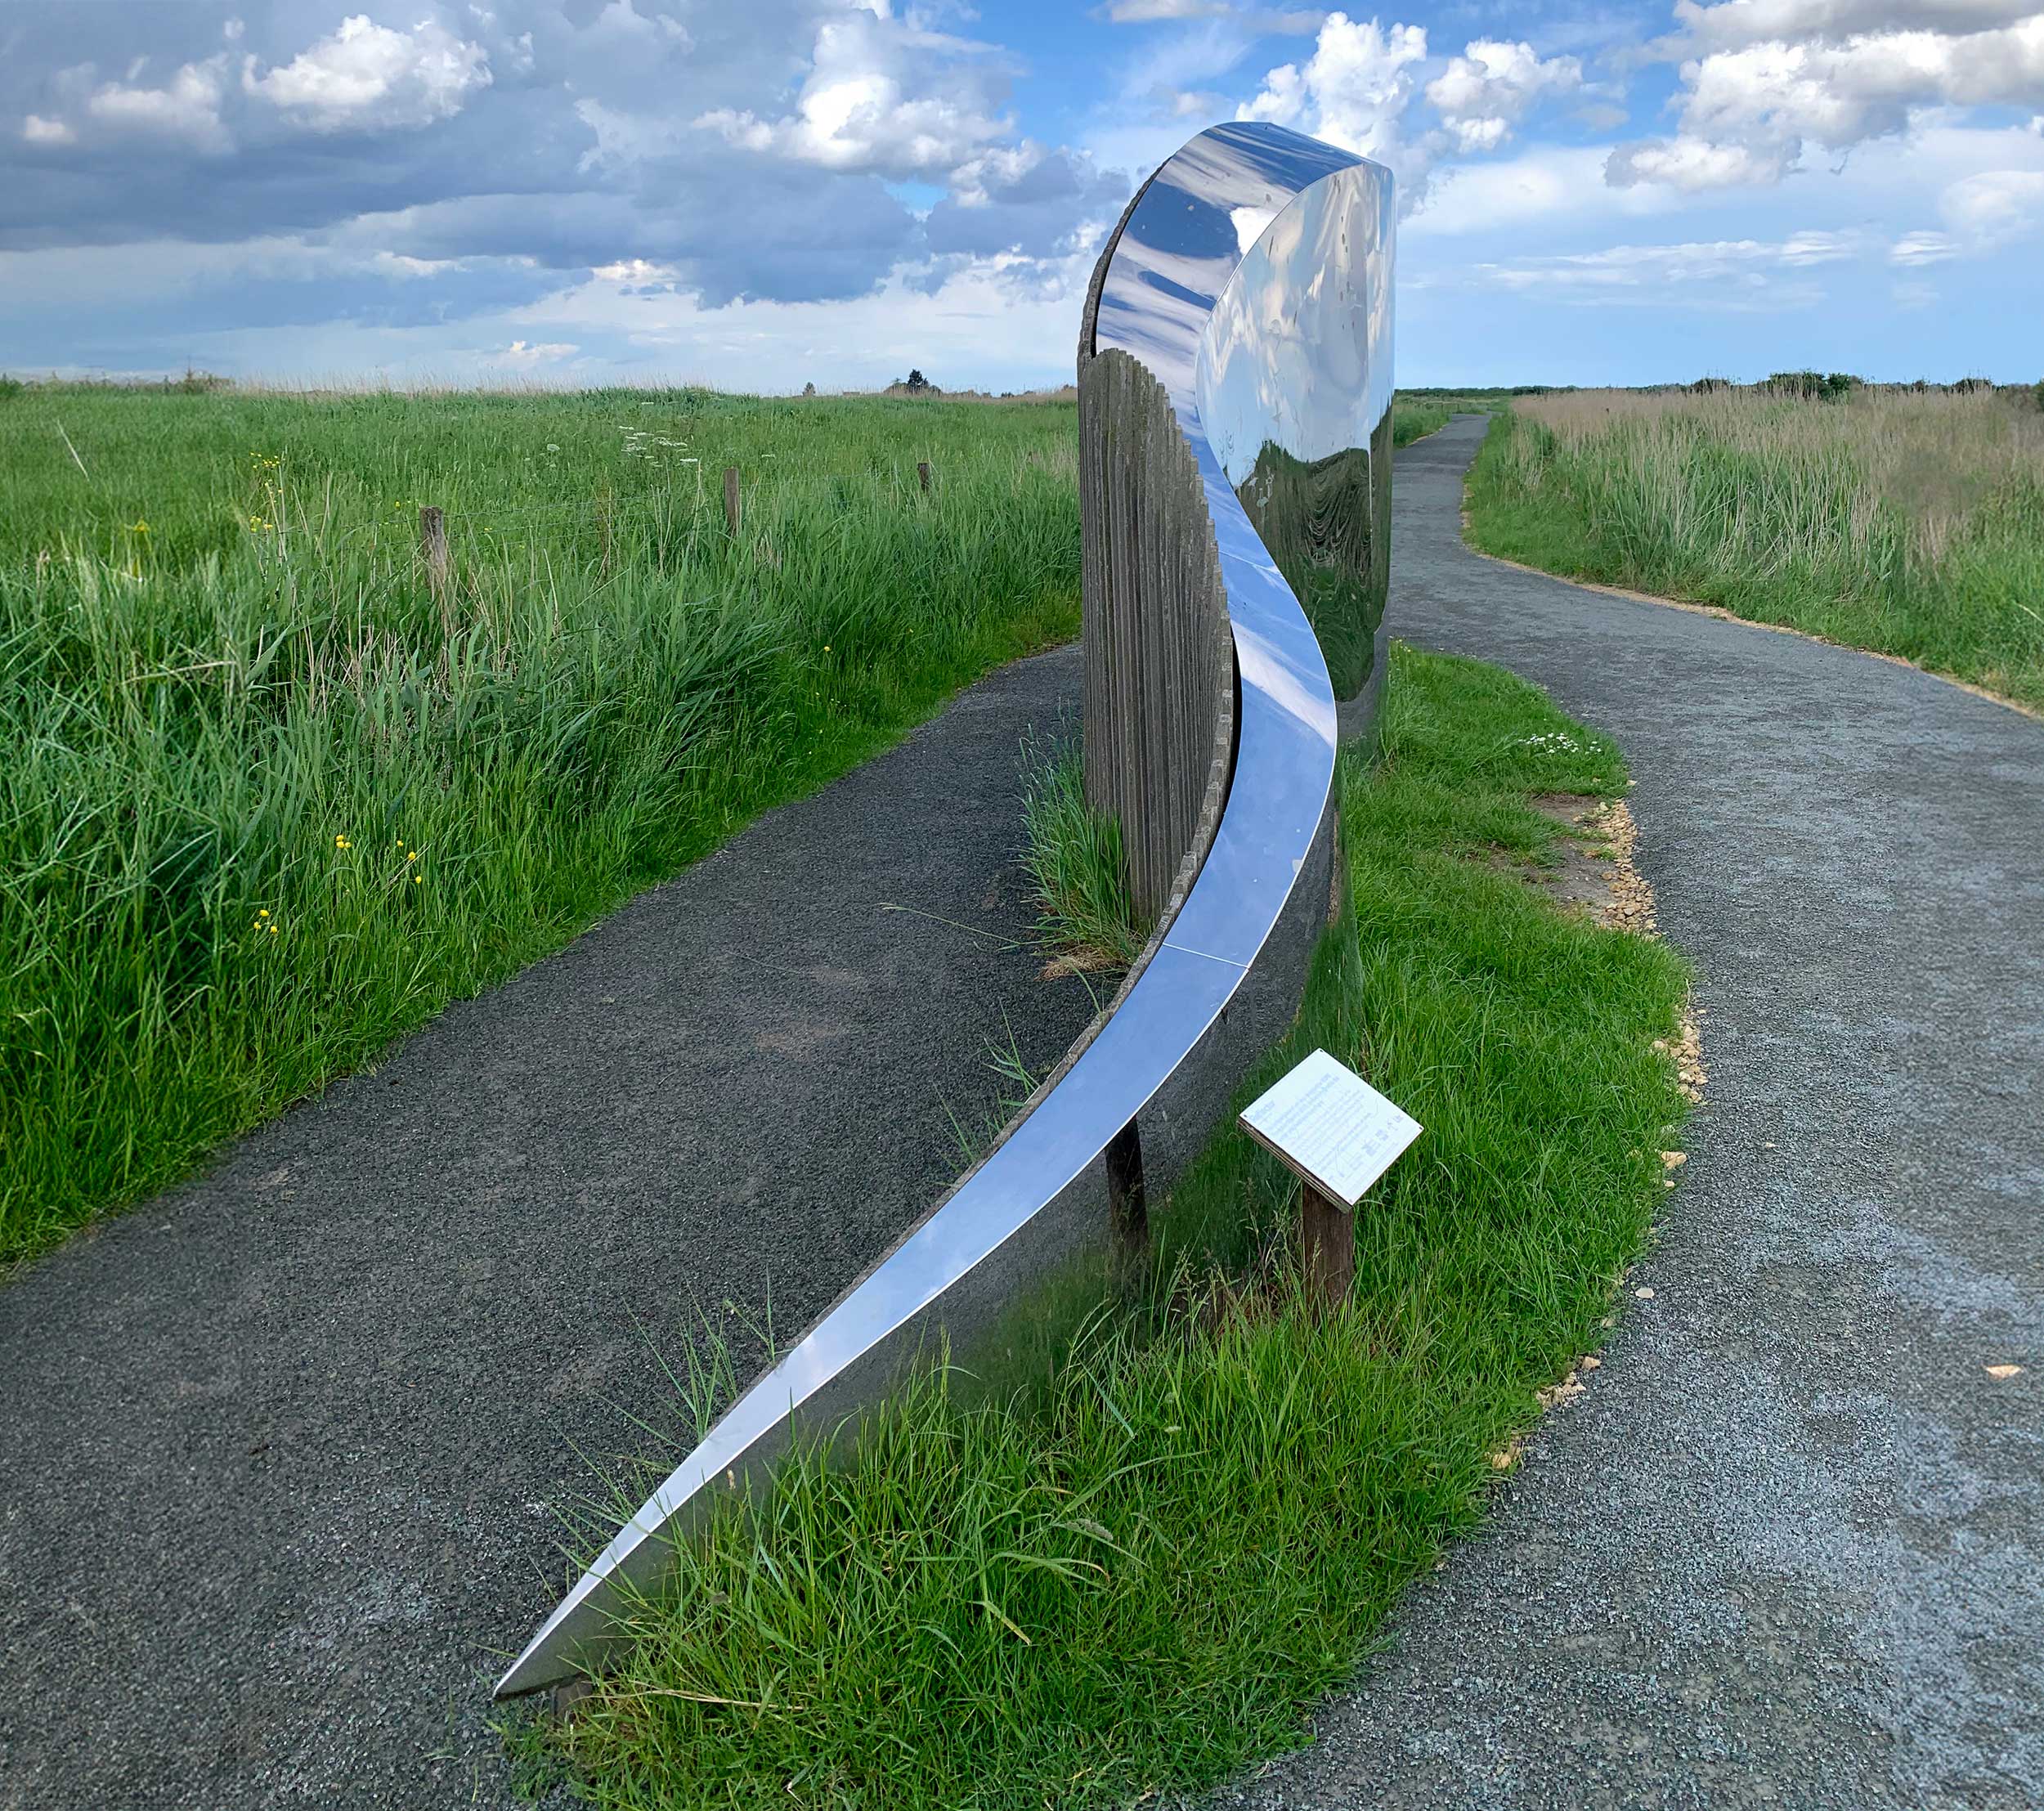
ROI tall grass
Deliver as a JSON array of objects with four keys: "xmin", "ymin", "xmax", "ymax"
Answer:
[
  {"xmin": 1018, "ymin": 737, "xmax": 1146, "ymax": 970},
  {"xmin": 514, "ymin": 645, "xmax": 1694, "ymax": 1810},
  {"xmin": 1465, "ymin": 387, "xmax": 2044, "ymax": 710},
  {"xmin": 0, "ymin": 388, "xmax": 1082, "ymax": 1263}
]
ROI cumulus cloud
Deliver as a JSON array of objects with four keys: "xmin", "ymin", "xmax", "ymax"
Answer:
[
  {"xmin": 1239, "ymin": 15, "xmax": 1588, "ymax": 205},
  {"xmin": 1426, "ymin": 39, "xmax": 1583, "ymax": 153},
  {"xmin": 1939, "ymin": 164, "xmax": 2044, "ymax": 243},
  {"xmin": 1239, "ymin": 12, "xmax": 1431, "ymax": 191},
  {"xmin": 1607, "ymin": 134, "xmax": 1786, "ymax": 187},
  {"xmin": 696, "ymin": 9, "xmax": 1012, "ymax": 177},
  {"xmin": 242, "ymin": 14, "xmax": 493, "ymax": 132},
  {"xmin": 1663, "ymin": 0, "xmax": 2040, "ymax": 56},
  {"xmin": 1614, "ymin": 2, "xmax": 2044, "ymax": 190},
  {"xmin": 83, "ymin": 56, "xmax": 233, "ymax": 150},
  {"xmin": 0, "ymin": 0, "xmax": 1133, "ymax": 328}
]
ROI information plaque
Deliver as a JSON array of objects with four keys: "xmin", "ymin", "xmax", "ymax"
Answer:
[{"xmin": 1239, "ymin": 1047, "xmax": 1422, "ymax": 1208}]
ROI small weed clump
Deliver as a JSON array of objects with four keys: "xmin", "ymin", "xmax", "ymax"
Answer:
[
  {"xmin": 518, "ymin": 645, "xmax": 1693, "ymax": 1811},
  {"xmin": 1019, "ymin": 735, "xmax": 1146, "ymax": 970}
]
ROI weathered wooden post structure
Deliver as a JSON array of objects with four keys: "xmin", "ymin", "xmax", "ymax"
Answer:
[{"xmin": 418, "ymin": 505, "xmax": 450, "ymax": 597}]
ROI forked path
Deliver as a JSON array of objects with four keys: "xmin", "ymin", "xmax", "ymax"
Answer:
[
  {"xmin": 0, "ymin": 648, "xmax": 1096, "ymax": 1809},
  {"xmin": 1215, "ymin": 417, "xmax": 2044, "ymax": 1809}
]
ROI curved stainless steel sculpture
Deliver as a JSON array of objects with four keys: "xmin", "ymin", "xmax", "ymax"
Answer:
[{"xmin": 495, "ymin": 120, "xmax": 1392, "ymax": 1699}]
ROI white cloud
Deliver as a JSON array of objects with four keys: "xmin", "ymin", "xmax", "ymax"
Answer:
[
  {"xmin": 1422, "ymin": 232, "xmax": 1856, "ymax": 307},
  {"xmin": 696, "ymin": 10, "xmax": 1009, "ymax": 178},
  {"xmin": 1665, "ymin": 0, "xmax": 2040, "ymax": 56},
  {"xmin": 1939, "ymin": 164, "xmax": 2044, "ymax": 243},
  {"xmin": 1889, "ymin": 227, "xmax": 1958, "ymax": 261},
  {"xmin": 1616, "ymin": 8, "xmax": 2044, "ymax": 190},
  {"xmin": 497, "ymin": 338, "xmax": 579, "ymax": 367},
  {"xmin": 84, "ymin": 56, "xmax": 231, "ymax": 150},
  {"xmin": 1239, "ymin": 12, "xmax": 1430, "ymax": 191},
  {"xmin": 948, "ymin": 141, "xmax": 1042, "ymax": 207},
  {"xmin": 1607, "ymin": 134, "xmax": 1787, "ymax": 187},
  {"xmin": 243, "ymin": 15, "xmax": 492, "ymax": 132},
  {"xmin": 22, "ymin": 113, "xmax": 75, "ymax": 146},
  {"xmin": 1426, "ymin": 40, "xmax": 1582, "ymax": 154}
]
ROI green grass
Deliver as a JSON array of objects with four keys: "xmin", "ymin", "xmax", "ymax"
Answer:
[
  {"xmin": 1391, "ymin": 389, "xmax": 1508, "ymax": 448},
  {"xmin": 1018, "ymin": 736, "xmax": 1147, "ymax": 970},
  {"xmin": 1465, "ymin": 389, "xmax": 2044, "ymax": 712},
  {"xmin": 0, "ymin": 386, "xmax": 1081, "ymax": 1264},
  {"xmin": 513, "ymin": 643, "xmax": 1694, "ymax": 1811}
]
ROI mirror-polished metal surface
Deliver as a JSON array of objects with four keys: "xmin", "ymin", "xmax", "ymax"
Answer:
[{"xmin": 495, "ymin": 120, "xmax": 1392, "ymax": 1699}]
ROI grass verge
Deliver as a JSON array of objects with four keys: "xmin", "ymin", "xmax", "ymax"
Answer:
[
  {"xmin": 1464, "ymin": 390, "xmax": 2044, "ymax": 712},
  {"xmin": 510, "ymin": 643, "xmax": 1694, "ymax": 1809},
  {"xmin": 1018, "ymin": 734, "xmax": 1147, "ymax": 972},
  {"xmin": 0, "ymin": 387, "xmax": 1080, "ymax": 1265}
]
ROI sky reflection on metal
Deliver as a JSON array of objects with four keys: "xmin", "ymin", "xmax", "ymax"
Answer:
[{"xmin": 495, "ymin": 120, "xmax": 1392, "ymax": 1699}]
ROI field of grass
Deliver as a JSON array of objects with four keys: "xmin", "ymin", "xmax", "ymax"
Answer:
[
  {"xmin": 0, "ymin": 385, "xmax": 1083, "ymax": 1264},
  {"xmin": 1465, "ymin": 387, "xmax": 2044, "ymax": 712},
  {"xmin": 513, "ymin": 643, "xmax": 1694, "ymax": 1811}
]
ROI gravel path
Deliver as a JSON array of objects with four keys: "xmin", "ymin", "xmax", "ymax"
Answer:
[
  {"xmin": 0, "ymin": 648, "xmax": 1093, "ymax": 1809},
  {"xmin": 1209, "ymin": 416, "xmax": 2044, "ymax": 1810}
]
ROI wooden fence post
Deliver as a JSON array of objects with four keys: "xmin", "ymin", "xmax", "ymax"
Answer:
[
  {"xmin": 723, "ymin": 465, "xmax": 742, "ymax": 536},
  {"xmin": 419, "ymin": 505, "xmax": 450, "ymax": 595},
  {"xmin": 917, "ymin": 460, "xmax": 932, "ymax": 495}
]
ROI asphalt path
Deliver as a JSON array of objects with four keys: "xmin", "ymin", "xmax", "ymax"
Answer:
[
  {"xmin": 0, "ymin": 646, "xmax": 1096, "ymax": 1809},
  {"xmin": 1207, "ymin": 416, "xmax": 2044, "ymax": 1810}
]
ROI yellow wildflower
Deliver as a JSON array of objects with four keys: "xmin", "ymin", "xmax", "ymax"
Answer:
[
  {"xmin": 413, "ymin": 873, "xmax": 424, "ymax": 884},
  {"xmin": 269, "ymin": 924, "xmax": 280, "ymax": 935},
  {"xmin": 130, "ymin": 520, "xmax": 150, "ymax": 535},
  {"xmin": 334, "ymin": 834, "xmax": 351, "ymax": 849}
]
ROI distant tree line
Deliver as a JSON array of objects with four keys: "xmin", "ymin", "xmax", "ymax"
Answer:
[{"xmin": 1681, "ymin": 372, "xmax": 2043, "ymax": 407}]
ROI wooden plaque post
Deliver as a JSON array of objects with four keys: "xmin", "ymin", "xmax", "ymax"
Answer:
[{"xmin": 1298, "ymin": 1179, "xmax": 1354, "ymax": 1306}]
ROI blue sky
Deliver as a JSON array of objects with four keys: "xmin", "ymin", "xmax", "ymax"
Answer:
[{"xmin": 2, "ymin": 0, "xmax": 2040, "ymax": 390}]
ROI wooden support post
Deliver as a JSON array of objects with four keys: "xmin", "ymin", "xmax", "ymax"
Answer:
[
  {"xmin": 1105, "ymin": 1119, "xmax": 1147, "ymax": 1260},
  {"xmin": 1299, "ymin": 1180, "xmax": 1353, "ymax": 1307},
  {"xmin": 917, "ymin": 459, "xmax": 932, "ymax": 495},
  {"xmin": 418, "ymin": 505, "xmax": 449, "ymax": 595},
  {"xmin": 723, "ymin": 465, "xmax": 742, "ymax": 536}
]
